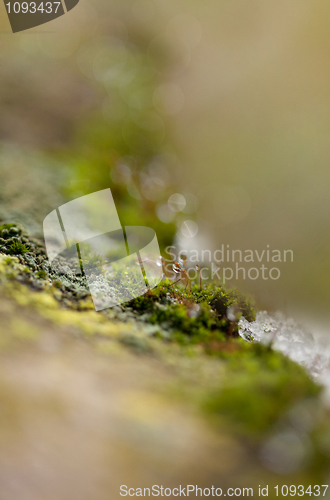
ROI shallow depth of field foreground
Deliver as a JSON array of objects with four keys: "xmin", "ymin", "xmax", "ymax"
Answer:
[{"xmin": 1, "ymin": 1, "xmax": 330, "ymax": 499}]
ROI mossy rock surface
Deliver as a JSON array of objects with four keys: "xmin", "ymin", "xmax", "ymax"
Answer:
[{"xmin": 0, "ymin": 223, "xmax": 329, "ymax": 499}]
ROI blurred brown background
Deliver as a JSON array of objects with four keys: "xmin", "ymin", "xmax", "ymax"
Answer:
[{"xmin": 1, "ymin": 0, "xmax": 330, "ymax": 326}]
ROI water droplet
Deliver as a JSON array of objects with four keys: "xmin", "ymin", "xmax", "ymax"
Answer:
[
  {"xmin": 180, "ymin": 220, "xmax": 198, "ymax": 238},
  {"xmin": 156, "ymin": 204, "xmax": 175, "ymax": 223},
  {"xmin": 168, "ymin": 193, "xmax": 186, "ymax": 212}
]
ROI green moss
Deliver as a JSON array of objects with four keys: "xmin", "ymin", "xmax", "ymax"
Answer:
[
  {"xmin": 36, "ymin": 269, "xmax": 47, "ymax": 279},
  {"xmin": 203, "ymin": 341, "xmax": 321, "ymax": 434},
  {"xmin": 0, "ymin": 224, "xmax": 330, "ymax": 488},
  {"xmin": 126, "ymin": 282, "xmax": 255, "ymax": 344},
  {"xmin": 6, "ymin": 240, "xmax": 30, "ymax": 255},
  {"xmin": 0, "ymin": 224, "xmax": 257, "ymax": 347},
  {"xmin": 0, "ymin": 223, "xmax": 17, "ymax": 231}
]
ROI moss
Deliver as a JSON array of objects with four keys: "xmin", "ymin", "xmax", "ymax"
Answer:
[
  {"xmin": 0, "ymin": 221, "xmax": 257, "ymax": 350},
  {"xmin": 0, "ymin": 223, "xmax": 256, "ymax": 349},
  {"xmin": 0, "ymin": 227, "xmax": 330, "ymax": 487},
  {"xmin": 0, "ymin": 223, "xmax": 45, "ymax": 260},
  {"xmin": 0, "ymin": 223, "xmax": 17, "ymax": 231},
  {"xmin": 126, "ymin": 282, "xmax": 255, "ymax": 344},
  {"xmin": 36, "ymin": 269, "xmax": 47, "ymax": 279},
  {"xmin": 6, "ymin": 240, "xmax": 30, "ymax": 255},
  {"xmin": 203, "ymin": 341, "xmax": 321, "ymax": 434},
  {"xmin": 0, "ymin": 225, "xmax": 256, "ymax": 362}
]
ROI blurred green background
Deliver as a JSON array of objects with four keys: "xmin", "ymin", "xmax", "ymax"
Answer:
[{"xmin": 1, "ymin": 0, "xmax": 330, "ymax": 326}]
